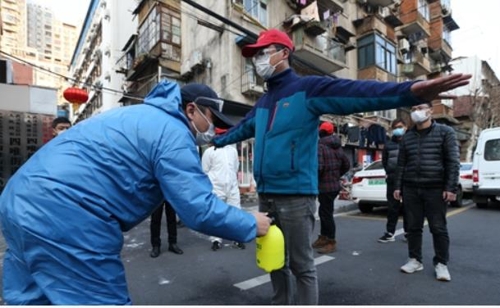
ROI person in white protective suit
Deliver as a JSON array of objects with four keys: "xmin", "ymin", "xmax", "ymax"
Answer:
[
  {"xmin": 0, "ymin": 81, "xmax": 272, "ymax": 305},
  {"xmin": 202, "ymin": 127, "xmax": 245, "ymax": 251}
]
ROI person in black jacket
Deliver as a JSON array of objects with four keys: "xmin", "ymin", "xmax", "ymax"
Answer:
[
  {"xmin": 378, "ymin": 119, "xmax": 408, "ymax": 243},
  {"xmin": 394, "ymin": 102, "xmax": 459, "ymax": 282}
]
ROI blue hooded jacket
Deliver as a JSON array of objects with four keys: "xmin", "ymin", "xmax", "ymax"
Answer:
[
  {"xmin": 213, "ymin": 69, "xmax": 424, "ymax": 195},
  {"xmin": 0, "ymin": 81, "xmax": 256, "ymax": 304}
]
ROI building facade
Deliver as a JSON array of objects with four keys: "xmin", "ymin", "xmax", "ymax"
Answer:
[{"xmin": 68, "ymin": 0, "xmax": 137, "ymax": 123}]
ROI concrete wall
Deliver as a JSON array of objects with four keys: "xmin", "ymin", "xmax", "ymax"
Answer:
[{"xmin": 0, "ymin": 83, "xmax": 57, "ymax": 115}]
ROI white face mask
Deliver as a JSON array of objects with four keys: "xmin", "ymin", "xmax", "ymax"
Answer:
[
  {"xmin": 192, "ymin": 105, "xmax": 215, "ymax": 146},
  {"xmin": 253, "ymin": 49, "xmax": 283, "ymax": 80},
  {"xmin": 411, "ymin": 109, "xmax": 430, "ymax": 124}
]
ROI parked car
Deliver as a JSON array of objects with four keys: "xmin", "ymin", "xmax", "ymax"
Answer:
[
  {"xmin": 351, "ymin": 160, "xmax": 387, "ymax": 213},
  {"xmin": 459, "ymin": 162, "xmax": 473, "ymax": 196},
  {"xmin": 472, "ymin": 127, "xmax": 500, "ymax": 208},
  {"xmin": 351, "ymin": 159, "xmax": 466, "ymax": 212}
]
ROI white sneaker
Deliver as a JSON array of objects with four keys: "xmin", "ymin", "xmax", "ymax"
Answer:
[
  {"xmin": 435, "ymin": 263, "xmax": 451, "ymax": 281},
  {"xmin": 400, "ymin": 258, "xmax": 424, "ymax": 273}
]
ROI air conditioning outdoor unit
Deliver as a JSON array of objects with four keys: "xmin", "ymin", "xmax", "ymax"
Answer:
[
  {"xmin": 398, "ymin": 38, "xmax": 410, "ymax": 54},
  {"xmin": 378, "ymin": 7, "xmax": 390, "ymax": 18}
]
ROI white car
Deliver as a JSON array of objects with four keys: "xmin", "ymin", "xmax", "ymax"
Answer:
[
  {"xmin": 472, "ymin": 127, "xmax": 500, "ymax": 208},
  {"xmin": 351, "ymin": 160, "xmax": 387, "ymax": 213},
  {"xmin": 459, "ymin": 162, "xmax": 473, "ymax": 195},
  {"xmin": 351, "ymin": 160, "xmax": 467, "ymax": 212}
]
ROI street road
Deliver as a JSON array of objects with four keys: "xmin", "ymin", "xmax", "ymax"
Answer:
[{"xmin": 1, "ymin": 200, "xmax": 499, "ymax": 305}]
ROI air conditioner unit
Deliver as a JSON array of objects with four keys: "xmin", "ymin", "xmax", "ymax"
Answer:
[
  {"xmin": 378, "ymin": 7, "xmax": 390, "ymax": 18},
  {"xmin": 398, "ymin": 38, "xmax": 410, "ymax": 54}
]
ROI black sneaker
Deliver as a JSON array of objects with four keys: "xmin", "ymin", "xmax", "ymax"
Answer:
[
  {"xmin": 378, "ymin": 232, "xmax": 395, "ymax": 243},
  {"xmin": 211, "ymin": 240, "xmax": 222, "ymax": 251},
  {"xmin": 233, "ymin": 242, "xmax": 246, "ymax": 249}
]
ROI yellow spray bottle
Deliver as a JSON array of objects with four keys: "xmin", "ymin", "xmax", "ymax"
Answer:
[{"xmin": 256, "ymin": 215, "xmax": 285, "ymax": 273}]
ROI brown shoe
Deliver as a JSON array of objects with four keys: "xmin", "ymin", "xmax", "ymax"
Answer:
[
  {"xmin": 312, "ymin": 235, "xmax": 328, "ymax": 249},
  {"xmin": 316, "ymin": 239, "xmax": 336, "ymax": 254}
]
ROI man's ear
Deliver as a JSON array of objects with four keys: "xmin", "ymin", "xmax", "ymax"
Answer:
[{"xmin": 184, "ymin": 102, "xmax": 196, "ymax": 120}]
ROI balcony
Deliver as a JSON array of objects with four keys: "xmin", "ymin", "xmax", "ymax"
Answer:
[
  {"xmin": 432, "ymin": 103, "xmax": 459, "ymax": 125},
  {"xmin": 381, "ymin": 7, "xmax": 403, "ymax": 28},
  {"xmin": 354, "ymin": 15, "xmax": 387, "ymax": 38},
  {"xmin": 400, "ymin": 50, "xmax": 431, "ymax": 78},
  {"xmin": 241, "ymin": 70, "xmax": 265, "ymax": 97},
  {"xmin": 397, "ymin": 12, "xmax": 430, "ymax": 42},
  {"xmin": 292, "ymin": 27, "xmax": 347, "ymax": 73},
  {"xmin": 334, "ymin": 13, "xmax": 356, "ymax": 43},
  {"xmin": 358, "ymin": 66, "xmax": 397, "ymax": 82}
]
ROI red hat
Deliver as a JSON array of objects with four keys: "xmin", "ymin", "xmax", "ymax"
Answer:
[
  {"xmin": 215, "ymin": 127, "xmax": 228, "ymax": 135},
  {"xmin": 242, "ymin": 29, "xmax": 295, "ymax": 58},
  {"xmin": 319, "ymin": 122, "xmax": 334, "ymax": 135}
]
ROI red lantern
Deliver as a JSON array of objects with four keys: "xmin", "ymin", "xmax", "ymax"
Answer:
[{"xmin": 63, "ymin": 87, "xmax": 89, "ymax": 104}]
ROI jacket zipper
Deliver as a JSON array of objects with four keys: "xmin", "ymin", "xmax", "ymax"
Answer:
[
  {"xmin": 291, "ymin": 141, "xmax": 296, "ymax": 170},
  {"xmin": 269, "ymin": 103, "xmax": 279, "ymax": 132}
]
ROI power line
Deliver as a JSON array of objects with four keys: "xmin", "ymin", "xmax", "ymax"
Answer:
[{"xmin": 0, "ymin": 49, "xmax": 144, "ymax": 102}]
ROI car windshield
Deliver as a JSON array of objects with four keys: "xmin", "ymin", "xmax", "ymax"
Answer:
[
  {"xmin": 460, "ymin": 163, "xmax": 472, "ymax": 171},
  {"xmin": 364, "ymin": 161, "xmax": 383, "ymax": 170}
]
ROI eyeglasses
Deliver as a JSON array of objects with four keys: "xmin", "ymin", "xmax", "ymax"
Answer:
[{"xmin": 194, "ymin": 96, "xmax": 224, "ymax": 112}]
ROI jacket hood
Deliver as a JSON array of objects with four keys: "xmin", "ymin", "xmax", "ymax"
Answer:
[
  {"xmin": 320, "ymin": 134, "xmax": 341, "ymax": 149},
  {"xmin": 143, "ymin": 81, "xmax": 190, "ymax": 128}
]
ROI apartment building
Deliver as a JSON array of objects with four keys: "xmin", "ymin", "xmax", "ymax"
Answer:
[
  {"xmin": 68, "ymin": 0, "xmax": 137, "ymax": 123},
  {"xmin": 117, "ymin": 0, "xmax": 462, "ymax": 173},
  {"xmin": 0, "ymin": 0, "xmax": 27, "ymax": 57}
]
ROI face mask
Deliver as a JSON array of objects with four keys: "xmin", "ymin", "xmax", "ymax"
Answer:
[
  {"xmin": 411, "ymin": 109, "xmax": 430, "ymax": 124},
  {"xmin": 253, "ymin": 49, "xmax": 283, "ymax": 80},
  {"xmin": 392, "ymin": 128, "xmax": 405, "ymax": 137},
  {"xmin": 192, "ymin": 106, "xmax": 215, "ymax": 146}
]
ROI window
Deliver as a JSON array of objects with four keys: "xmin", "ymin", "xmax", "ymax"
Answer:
[
  {"xmin": 485, "ymin": 139, "xmax": 500, "ymax": 161},
  {"xmin": 357, "ymin": 34, "xmax": 397, "ymax": 75},
  {"xmin": 442, "ymin": 26, "xmax": 451, "ymax": 45},
  {"xmin": 236, "ymin": 0, "xmax": 268, "ymax": 26},
  {"xmin": 418, "ymin": 0, "xmax": 430, "ymax": 21},
  {"xmin": 137, "ymin": 7, "xmax": 161, "ymax": 55},
  {"xmin": 137, "ymin": 5, "xmax": 181, "ymax": 55}
]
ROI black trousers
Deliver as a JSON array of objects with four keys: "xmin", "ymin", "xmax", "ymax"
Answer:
[
  {"xmin": 318, "ymin": 191, "xmax": 339, "ymax": 239},
  {"xmin": 150, "ymin": 201, "xmax": 177, "ymax": 247},
  {"xmin": 386, "ymin": 181, "xmax": 407, "ymax": 234},
  {"xmin": 403, "ymin": 186, "xmax": 449, "ymax": 265}
]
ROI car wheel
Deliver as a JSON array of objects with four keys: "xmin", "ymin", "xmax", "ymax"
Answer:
[
  {"xmin": 450, "ymin": 186, "xmax": 463, "ymax": 208},
  {"xmin": 358, "ymin": 203, "xmax": 373, "ymax": 213}
]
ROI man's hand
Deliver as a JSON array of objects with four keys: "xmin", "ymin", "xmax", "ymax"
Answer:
[
  {"xmin": 394, "ymin": 190, "xmax": 401, "ymax": 201},
  {"xmin": 410, "ymin": 73, "xmax": 472, "ymax": 102},
  {"xmin": 252, "ymin": 212, "xmax": 272, "ymax": 237},
  {"xmin": 443, "ymin": 191, "xmax": 456, "ymax": 202}
]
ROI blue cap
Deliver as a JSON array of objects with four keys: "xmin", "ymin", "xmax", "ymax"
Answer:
[{"xmin": 181, "ymin": 83, "xmax": 234, "ymax": 129}]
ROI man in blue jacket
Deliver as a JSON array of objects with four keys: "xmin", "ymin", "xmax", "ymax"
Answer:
[
  {"xmin": 212, "ymin": 28, "xmax": 471, "ymax": 305},
  {"xmin": 0, "ymin": 81, "xmax": 272, "ymax": 305}
]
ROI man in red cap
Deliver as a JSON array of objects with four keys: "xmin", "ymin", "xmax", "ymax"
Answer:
[{"xmin": 213, "ymin": 28, "xmax": 471, "ymax": 305}]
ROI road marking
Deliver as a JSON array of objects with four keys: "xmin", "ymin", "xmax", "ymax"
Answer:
[{"xmin": 233, "ymin": 255, "xmax": 334, "ymax": 291}]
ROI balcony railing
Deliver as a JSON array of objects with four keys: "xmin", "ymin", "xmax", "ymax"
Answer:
[
  {"xmin": 400, "ymin": 50, "xmax": 431, "ymax": 77},
  {"xmin": 241, "ymin": 69, "xmax": 265, "ymax": 97},
  {"xmin": 397, "ymin": 12, "xmax": 431, "ymax": 42},
  {"xmin": 292, "ymin": 27, "xmax": 347, "ymax": 73}
]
